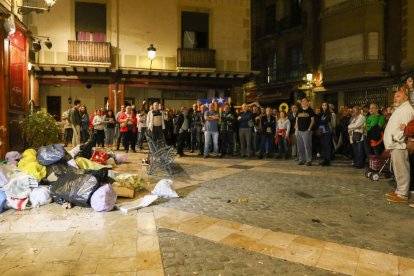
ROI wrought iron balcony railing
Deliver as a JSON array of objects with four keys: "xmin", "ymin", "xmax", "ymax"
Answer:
[{"xmin": 68, "ymin": 40, "xmax": 111, "ymax": 65}]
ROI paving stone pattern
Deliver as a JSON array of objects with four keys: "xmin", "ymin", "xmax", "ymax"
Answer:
[
  {"xmin": 158, "ymin": 228, "xmax": 342, "ymax": 276},
  {"xmin": 159, "ymin": 159, "xmax": 414, "ymax": 259}
]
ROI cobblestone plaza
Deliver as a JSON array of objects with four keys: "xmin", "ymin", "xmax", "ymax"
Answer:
[{"xmin": 0, "ymin": 152, "xmax": 413, "ymax": 275}]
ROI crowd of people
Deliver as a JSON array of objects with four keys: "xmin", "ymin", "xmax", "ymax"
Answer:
[{"xmin": 60, "ymin": 78, "xmax": 414, "ymax": 207}]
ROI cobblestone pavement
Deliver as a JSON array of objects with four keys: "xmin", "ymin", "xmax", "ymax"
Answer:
[
  {"xmin": 159, "ymin": 155, "xmax": 414, "ymax": 260},
  {"xmin": 1, "ymin": 149, "xmax": 414, "ymax": 275},
  {"xmin": 158, "ymin": 228, "xmax": 342, "ymax": 276}
]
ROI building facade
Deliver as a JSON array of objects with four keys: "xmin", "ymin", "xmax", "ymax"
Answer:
[
  {"xmin": 250, "ymin": 0, "xmax": 321, "ymax": 107},
  {"xmin": 319, "ymin": 0, "xmax": 401, "ymax": 109},
  {"xmin": 27, "ymin": 0, "xmax": 251, "ymax": 120}
]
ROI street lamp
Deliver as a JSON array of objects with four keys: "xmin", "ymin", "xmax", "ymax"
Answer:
[
  {"xmin": 17, "ymin": 0, "xmax": 58, "ymax": 15},
  {"xmin": 147, "ymin": 44, "xmax": 156, "ymax": 70}
]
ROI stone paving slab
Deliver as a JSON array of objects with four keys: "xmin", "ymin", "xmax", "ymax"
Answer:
[{"xmin": 158, "ymin": 228, "xmax": 342, "ymax": 276}]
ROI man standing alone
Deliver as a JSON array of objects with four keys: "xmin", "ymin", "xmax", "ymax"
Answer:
[
  {"xmin": 70, "ymin": 100, "xmax": 82, "ymax": 147},
  {"xmin": 385, "ymin": 87, "xmax": 414, "ymax": 203},
  {"xmin": 295, "ymin": 97, "xmax": 315, "ymax": 166}
]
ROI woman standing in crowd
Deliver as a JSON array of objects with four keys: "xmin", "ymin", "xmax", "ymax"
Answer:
[
  {"xmin": 118, "ymin": 106, "xmax": 137, "ymax": 153},
  {"xmin": 348, "ymin": 106, "xmax": 366, "ymax": 168},
  {"xmin": 92, "ymin": 108, "xmax": 105, "ymax": 147},
  {"xmin": 80, "ymin": 105, "xmax": 89, "ymax": 143},
  {"xmin": 104, "ymin": 109, "xmax": 116, "ymax": 149},
  {"xmin": 365, "ymin": 103, "xmax": 385, "ymax": 156},
  {"xmin": 318, "ymin": 102, "xmax": 332, "ymax": 166},
  {"xmin": 137, "ymin": 107, "xmax": 148, "ymax": 150},
  {"xmin": 276, "ymin": 110, "xmax": 290, "ymax": 159}
]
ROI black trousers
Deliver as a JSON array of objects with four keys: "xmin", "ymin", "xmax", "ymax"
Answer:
[
  {"xmin": 177, "ymin": 131, "xmax": 188, "ymax": 155},
  {"xmin": 152, "ymin": 126, "xmax": 164, "ymax": 144},
  {"xmin": 64, "ymin": 128, "xmax": 73, "ymax": 145},
  {"xmin": 220, "ymin": 129, "xmax": 233, "ymax": 155},
  {"xmin": 95, "ymin": 129, "xmax": 105, "ymax": 147},
  {"xmin": 123, "ymin": 130, "xmax": 136, "ymax": 151}
]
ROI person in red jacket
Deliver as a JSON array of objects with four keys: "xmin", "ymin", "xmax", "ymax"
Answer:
[{"xmin": 118, "ymin": 106, "xmax": 137, "ymax": 153}]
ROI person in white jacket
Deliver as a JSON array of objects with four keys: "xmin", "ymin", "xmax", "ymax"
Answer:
[
  {"xmin": 348, "ymin": 106, "xmax": 366, "ymax": 168},
  {"xmin": 384, "ymin": 87, "xmax": 414, "ymax": 203},
  {"xmin": 147, "ymin": 102, "xmax": 165, "ymax": 143}
]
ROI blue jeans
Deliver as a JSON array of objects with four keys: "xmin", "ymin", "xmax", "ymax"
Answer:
[
  {"xmin": 204, "ymin": 131, "xmax": 219, "ymax": 156},
  {"xmin": 277, "ymin": 135, "xmax": 288, "ymax": 156},
  {"xmin": 191, "ymin": 127, "xmax": 200, "ymax": 151},
  {"xmin": 352, "ymin": 140, "xmax": 365, "ymax": 168},
  {"xmin": 137, "ymin": 127, "xmax": 147, "ymax": 149}
]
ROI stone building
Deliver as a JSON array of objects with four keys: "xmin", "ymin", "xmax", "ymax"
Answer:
[{"xmin": 27, "ymin": 0, "xmax": 252, "ymax": 120}]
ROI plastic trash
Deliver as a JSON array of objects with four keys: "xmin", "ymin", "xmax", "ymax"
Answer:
[
  {"xmin": 0, "ymin": 164, "xmax": 11, "ymax": 188},
  {"xmin": 50, "ymin": 173, "xmax": 99, "ymax": 207},
  {"xmin": 46, "ymin": 162, "xmax": 78, "ymax": 178},
  {"xmin": 151, "ymin": 179, "xmax": 179, "ymax": 198},
  {"xmin": 75, "ymin": 157, "xmax": 106, "ymax": 170},
  {"xmin": 90, "ymin": 150, "xmax": 109, "ymax": 165},
  {"xmin": 29, "ymin": 186, "xmax": 52, "ymax": 207},
  {"xmin": 114, "ymin": 152, "xmax": 128, "ymax": 164},
  {"xmin": 3, "ymin": 173, "xmax": 38, "ymax": 199},
  {"xmin": 6, "ymin": 197, "xmax": 29, "ymax": 210},
  {"xmin": 117, "ymin": 195, "xmax": 158, "ymax": 213},
  {"xmin": 68, "ymin": 145, "xmax": 81, "ymax": 158},
  {"xmin": 18, "ymin": 149, "xmax": 46, "ymax": 181},
  {"xmin": 5, "ymin": 151, "xmax": 22, "ymax": 165},
  {"xmin": 114, "ymin": 174, "xmax": 146, "ymax": 190},
  {"xmin": 37, "ymin": 144, "xmax": 66, "ymax": 166},
  {"xmin": 90, "ymin": 184, "xmax": 117, "ymax": 212},
  {"xmin": 0, "ymin": 190, "xmax": 6, "ymax": 213}
]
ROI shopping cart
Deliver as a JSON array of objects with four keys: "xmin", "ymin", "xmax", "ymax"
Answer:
[{"xmin": 365, "ymin": 150, "xmax": 392, "ymax": 181}]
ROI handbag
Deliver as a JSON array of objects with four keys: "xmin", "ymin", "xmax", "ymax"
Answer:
[
  {"xmin": 248, "ymin": 119, "xmax": 254, "ymax": 128},
  {"xmin": 352, "ymin": 131, "xmax": 363, "ymax": 143},
  {"xmin": 406, "ymin": 137, "xmax": 414, "ymax": 154},
  {"xmin": 120, "ymin": 122, "xmax": 127, "ymax": 128}
]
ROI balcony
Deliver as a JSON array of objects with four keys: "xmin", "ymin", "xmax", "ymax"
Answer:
[
  {"xmin": 68, "ymin": 40, "xmax": 111, "ymax": 66},
  {"xmin": 177, "ymin": 48, "xmax": 216, "ymax": 69}
]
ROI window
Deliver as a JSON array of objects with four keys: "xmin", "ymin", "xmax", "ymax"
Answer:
[
  {"xmin": 265, "ymin": 5, "xmax": 276, "ymax": 34},
  {"xmin": 267, "ymin": 52, "xmax": 277, "ymax": 83},
  {"xmin": 75, "ymin": 2, "xmax": 106, "ymax": 42},
  {"xmin": 289, "ymin": 45, "xmax": 303, "ymax": 78},
  {"xmin": 181, "ymin": 11, "xmax": 209, "ymax": 49}
]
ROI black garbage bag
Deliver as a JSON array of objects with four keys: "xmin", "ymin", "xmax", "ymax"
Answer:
[
  {"xmin": 84, "ymin": 167, "xmax": 109, "ymax": 184},
  {"xmin": 49, "ymin": 172, "xmax": 100, "ymax": 207},
  {"xmin": 37, "ymin": 144, "xmax": 66, "ymax": 166},
  {"xmin": 77, "ymin": 136, "xmax": 96, "ymax": 159},
  {"xmin": 46, "ymin": 162, "xmax": 79, "ymax": 179}
]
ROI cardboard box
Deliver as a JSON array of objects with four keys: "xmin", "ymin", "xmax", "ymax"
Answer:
[{"xmin": 112, "ymin": 186, "xmax": 135, "ymax": 198}]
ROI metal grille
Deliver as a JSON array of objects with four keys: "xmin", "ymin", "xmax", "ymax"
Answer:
[{"xmin": 345, "ymin": 87, "xmax": 389, "ymax": 108}]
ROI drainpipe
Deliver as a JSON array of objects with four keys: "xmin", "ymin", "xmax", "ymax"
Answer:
[{"xmin": 113, "ymin": 0, "xmax": 120, "ymax": 114}]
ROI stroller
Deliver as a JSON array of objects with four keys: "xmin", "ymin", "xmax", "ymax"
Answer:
[{"xmin": 365, "ymin": 150, "xmax": 392, "ymax": 181}]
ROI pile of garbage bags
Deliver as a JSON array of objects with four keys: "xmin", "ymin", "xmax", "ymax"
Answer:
[{"xmin": 0, "ymin": 140, "xmax": 130, "ymax": 214}]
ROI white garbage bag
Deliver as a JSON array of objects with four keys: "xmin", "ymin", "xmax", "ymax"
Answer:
[
  {"xmin": 29, "ymin": 186, "xmax": 52, "ymax": 207},
  {"xmin": 151, "ymin": 179, "xmax": 179, "ymax": 198}
]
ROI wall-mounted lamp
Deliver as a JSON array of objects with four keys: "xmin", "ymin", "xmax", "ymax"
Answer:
[
  {"xmin": 17, "ymin": 0, "xmax": 58, "ymax": 15},
  {"xmin": 31, "ymin": 35, "xmax": 53, "ymax": 52},
  {"xmin": 147, "ymin": 44, "xmax": 156, "ymax": 70}
]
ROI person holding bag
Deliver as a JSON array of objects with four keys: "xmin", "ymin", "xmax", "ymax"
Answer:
[{"xmin": 348, "ymin": 106, "xmax": 366, "ymax": 168}]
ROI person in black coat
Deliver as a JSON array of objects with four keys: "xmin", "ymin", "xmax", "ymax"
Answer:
[
  {"xmin": 174, "ymin": 107, "xmax": 189, "ymax": 157},
  {"xmin": 317, "ymin": 102, "xmax": 332, "ymax": 166}
]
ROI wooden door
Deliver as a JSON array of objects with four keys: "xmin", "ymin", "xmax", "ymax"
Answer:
[{"xmin": 47, "ymin": 96, "xmax": 61, "ymax": 121}]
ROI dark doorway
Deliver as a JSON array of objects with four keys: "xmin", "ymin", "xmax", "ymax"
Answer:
[{"xmin": 47, "ymin": 96, "xmax": 61, "ymax": 121}]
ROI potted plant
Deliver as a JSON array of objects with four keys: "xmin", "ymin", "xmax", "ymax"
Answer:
[{"xmin": 21, "ymin": 111, "xmax": 60, "ymax": 149}]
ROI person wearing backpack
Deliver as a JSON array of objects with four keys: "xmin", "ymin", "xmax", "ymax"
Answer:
[{"xmin": 70, "ymin": 99, "xmax": 82, "ymax": 147}]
